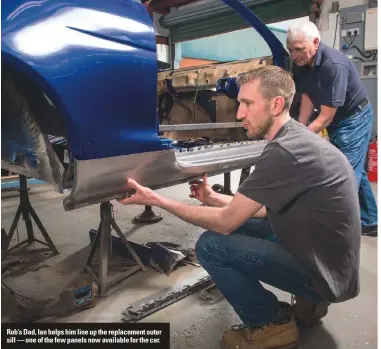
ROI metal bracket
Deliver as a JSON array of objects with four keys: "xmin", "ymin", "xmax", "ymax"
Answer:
[
  {"xmin": 159, "ymin": 122, "xmax": 243, "ymax": 132},
  {"xmin": 216, "ymin": 77, "xmax": 240, "ymax": 99}
]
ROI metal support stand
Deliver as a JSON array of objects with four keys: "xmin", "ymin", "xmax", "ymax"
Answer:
[
  {"xmin": 86, "ymin": 202, "xmax": 147, "ymax": 296},
  {"xmin": 239, "ymin": 167, "xmax": 251, "ymax": 185},
  {"xmin": 223, "ymin": 172, "xmax": 234, "ymax": 195},
  {"xmin": 133, "ymin": 205, "xmax": 163, "ymax": 224},
  {"xmin": 2, "ymin": 175, "xmax": 59, "ymax": 260}
]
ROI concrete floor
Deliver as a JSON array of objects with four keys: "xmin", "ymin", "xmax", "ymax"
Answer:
[{"xmin": 1, "ymin": 170, "xmax": 377, "ymax": 348}]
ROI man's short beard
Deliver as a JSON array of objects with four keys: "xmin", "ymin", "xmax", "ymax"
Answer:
[{"xmin": 247, "ymin": 103, "xmax": 274, "ymax": 140}]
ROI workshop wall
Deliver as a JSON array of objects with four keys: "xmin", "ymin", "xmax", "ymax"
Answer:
[
  {"xmin": 177, "ymin": 26, "xmax": 287, "ymax": 63},
  {"xmin": 338, "ymin": 4, "xmax": 378, "ymax": 138},
  {"xmin": 319, "ymin": 1, "xmax": 378, "ymax": 138},
  {"xmin": 164, "ymin": 0, "xmax": 311, "ymax": 43}
]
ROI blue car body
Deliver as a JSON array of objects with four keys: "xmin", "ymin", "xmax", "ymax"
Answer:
[
  {"xmin": 1, "ymin": 0, "xmax": 289, "ymax": 210},
  {"xmin": 2, "ymin": 0, "xmax": 163, "ymax": 162}
]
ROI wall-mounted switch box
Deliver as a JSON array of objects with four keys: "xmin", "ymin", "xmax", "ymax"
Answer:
[
  {"xmin": 364, "ymin": 8, "xmax": 377, "ymax": 51},
  {"xmin": 345, "ymin": 11, "xmax": 364, "ymax": 24}
]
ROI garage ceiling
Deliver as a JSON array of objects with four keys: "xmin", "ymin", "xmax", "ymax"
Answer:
[{"xmin": 156, "ymin": 0, "xmax": 312, "ymax": 42}]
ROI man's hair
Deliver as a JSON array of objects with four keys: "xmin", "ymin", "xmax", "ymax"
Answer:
[
  {"xmin": 237, "ymin": 65, "xmax": 296, "ymax": 111},
  {"xmin": 286, "ymin": 21, "xmax": 321, "ymax": 43}
]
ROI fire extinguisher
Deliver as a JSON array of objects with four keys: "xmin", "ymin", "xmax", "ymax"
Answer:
[{"xmin": 367, "ymin": 137, "xmax": 377, "ymax": 182}]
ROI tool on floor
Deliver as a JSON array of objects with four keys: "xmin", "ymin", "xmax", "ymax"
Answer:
[
  {"xmin": 198, "ymin": 283, "xmax": 224, "ymax": 304},
  {"xmin": 73, "ymin": 283, "xmax": 96, "ymax": 309},
  {"xmin": 121, "ymin": 269, "xmax": 214, "ymax": 323}
]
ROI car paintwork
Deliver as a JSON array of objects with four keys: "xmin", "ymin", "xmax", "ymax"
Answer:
[
  {"xmin": 2, "ymin": 0, "xmax": 287, "ymax": 162},
  {"xmin": 1, "ymin": 0, "xmax": 288, "ymax": 210},
  {"xmin": 2, "ymin": 0, "xmax": 163, "ymax": 161}
]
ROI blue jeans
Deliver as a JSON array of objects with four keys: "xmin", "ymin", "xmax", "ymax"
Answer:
[
  {"xmin": 328, "ymin": 104, "xmax": 378, "ymax": 228},
  {"xmin": 195, "ymin": 218, "xmax": 323, "ymax": 327}
]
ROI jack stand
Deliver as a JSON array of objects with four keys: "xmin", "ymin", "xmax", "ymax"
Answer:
[
  {"xmin": 86, "ymin": 201, "xmax": 147, "ymax": 296},
  {"xmin": 223, "ymin": 172, "xmax": 234, "ymax": 196},
  {"xmin": 239, "ymin": 167, "xmax": 251, "ymax": 185},
  {"xmin": 2, "ymin": 175, "xmax": 59, "ymax": 260},
  {"xmin": 133, "ymin": 205, "xmax": 163, "ymax": 224}
]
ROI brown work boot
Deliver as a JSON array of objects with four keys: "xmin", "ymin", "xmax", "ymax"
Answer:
[
  {"xmin": 291, "ymin": 295, "xmax": 330, "ymax": 326},
  {"xmin": 221, "ymin": 303, "xmax": 299, "ymax": 349}
]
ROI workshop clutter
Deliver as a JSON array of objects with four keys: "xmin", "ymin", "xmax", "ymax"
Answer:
[
  {"xmin": 368, "ymin": 138, "xmax": 377, "ymax": 182},
  {"xmin": 2, "ymin": 272, "xmax": 98, "ymax": 323},
  {"xmin": 89, "ymin": 230, "xmax": 198, "ymax": 275}
]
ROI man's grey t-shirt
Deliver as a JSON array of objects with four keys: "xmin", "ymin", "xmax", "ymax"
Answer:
[{"xmin": 238, "ymin": 119, "xmax": 361, "ymax": 302}]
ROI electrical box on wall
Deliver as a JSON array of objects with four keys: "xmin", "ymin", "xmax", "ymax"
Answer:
[
  {"xmin": 364, "ymin": 8, "xmax": 377, "ymax": 51},
  {"xmin": 361, "ymin": 61, "xmax": 377, "ymax": 78},
  {"xmin": 338, "ymin": 4, "xmax": 378, "ymax": 138},
  {"xmin": 344, "ymin": 11, "xmax": 364, "ymax": 24}
]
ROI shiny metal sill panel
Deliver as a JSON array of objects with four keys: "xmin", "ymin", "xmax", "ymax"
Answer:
[{"xmin": 63, "ymin": 140, "xmax": 267, "ymax": 211}]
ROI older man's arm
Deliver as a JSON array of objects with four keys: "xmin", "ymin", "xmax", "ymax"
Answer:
[
  {"xmin": 307, "ymin": 105, "xmax": 337, "ymax": 134},
  {"xmin": 298, "ymin": 93, "xmax": 315, "ymax": 126}
]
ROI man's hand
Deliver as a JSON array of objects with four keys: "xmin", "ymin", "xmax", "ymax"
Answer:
[
  {"xmin": 189, "ymin": 174, "xmax": 214, "ymax": 205},
  {"xmin": 118, "ymin": 179, "xmax": 160, "ymax": 206},
  {"xmin": 117, "ymin": 177, "xmax": 264, "ymax": 235},
  {"xmin": 308, "ymin": 105, "xmax": 337, "ymax": 134}
]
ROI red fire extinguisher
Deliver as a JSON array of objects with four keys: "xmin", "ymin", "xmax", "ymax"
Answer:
[{"xmin": 368, "ymin": 137, "xmax": 377, "ymax": 182}]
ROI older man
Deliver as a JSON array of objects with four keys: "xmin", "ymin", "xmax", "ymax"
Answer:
[
  {"xmin": 287, "ymin": 21, "xmax": 377, "ymax": 237},
  {"xmin": 118, "ymin": 66, "xmax": 361, "ymax": 349}
]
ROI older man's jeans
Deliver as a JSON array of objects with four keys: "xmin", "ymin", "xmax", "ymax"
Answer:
[
  {"xmin": 195, "ymin": 218, "xmax": 323, "ymax": 327},
  {"xmin": 328, "ymin": 104, "xmax": 378, "ymax": 228}
]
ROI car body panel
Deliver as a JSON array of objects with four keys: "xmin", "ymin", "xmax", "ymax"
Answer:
[
  {"xmin": 1, "ymin": 0, "xmax": 288, "ymax": 211},
  {"xmin": 2, "ymin": 0, "xmax": 162, "ymax": 162},
  {"xmin": 64, "ymin": 140, "xmax": 267, "ymax": 211},
  {"xmin": 1, "ymin": 76, "xmax": 66, "ymax": 192}
]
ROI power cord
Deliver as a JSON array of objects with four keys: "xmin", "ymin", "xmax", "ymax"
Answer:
[
  {"xmin": 350, "ymin": 44, "xmax": 374, "ymax": 59},
  {"xmin": 333, "ymin": 12, "xmax": 340, "ymax": 48},
  {"xmin": 343, "ymin": 35, "xmax": 356, "ymax": 48},
  {"xmin": 342, "ymin": 33, "xmax": 377, "ymax": 62},
  {"xmin": 351, "ymin": 56, "xmax": 366, "ymax": 62}
]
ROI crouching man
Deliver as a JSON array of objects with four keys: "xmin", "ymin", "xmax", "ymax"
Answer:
[{"xmin": 118, "ymin": 65, "xmax": 361, "ymax": 349}]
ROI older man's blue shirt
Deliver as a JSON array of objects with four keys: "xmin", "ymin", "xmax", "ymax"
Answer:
[{"xmin": 293, "ymin": 42, "xmax": 366, "ymax": 128}]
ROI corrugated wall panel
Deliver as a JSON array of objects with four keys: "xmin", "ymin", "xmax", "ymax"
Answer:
[
  {"xmin": 162, "ymin": 0, "xmax": 311, "ymax": 42},
  {"xmin": 181, "ymin": 27, "xmax": 287, "ymax": 61}
]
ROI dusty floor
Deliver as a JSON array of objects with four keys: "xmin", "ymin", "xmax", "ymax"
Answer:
[{"xmin": 1, "ymin": 170, "xmax": 378, "ymax": 349}]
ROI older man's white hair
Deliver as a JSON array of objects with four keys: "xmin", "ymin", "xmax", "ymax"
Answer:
[{"xmin": 287, "ymin": 21, "xmax": 321, "ymax": 43}]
